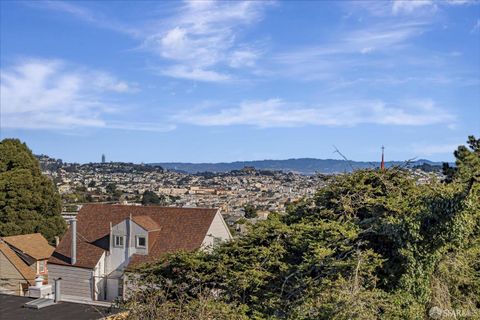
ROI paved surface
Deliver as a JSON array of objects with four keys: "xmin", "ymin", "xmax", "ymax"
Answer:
[{"xmin": 0, "ymin": 294, "xmax": 119, "ymax": 320}]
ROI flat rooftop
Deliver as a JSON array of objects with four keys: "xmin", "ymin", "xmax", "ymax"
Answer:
[{"xmin": 0, "ymin": 294, "xmax": 119, "ymax": 320}]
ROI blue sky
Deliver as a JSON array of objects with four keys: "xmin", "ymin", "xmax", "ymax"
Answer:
[{"xmin": 1, "ymin": 0, "xmax": 479, "ymax": 163}]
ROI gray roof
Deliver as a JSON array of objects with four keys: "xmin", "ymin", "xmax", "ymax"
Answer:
[{"xmin": 0, "ymin": 294, "xmax": 119, "ymax": 320}]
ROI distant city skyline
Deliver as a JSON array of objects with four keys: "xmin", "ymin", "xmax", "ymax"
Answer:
[{"xmin": 1, "ymin": 1, "xmax": 479, "ymax": 163}]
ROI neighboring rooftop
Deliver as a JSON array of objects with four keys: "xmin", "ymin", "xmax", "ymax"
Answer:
[
  {"xmin": 49, "ymin": 204, "xmax": 218, "ymax": 269},
  {"xmin": 0, "ymin": 294, "xmax": 118, "ymax": 320},
  {"xmin": 3, "ymin": 233, "xmax": 55, "ymax": 260},
  {"xmin": 131, "ymin": 215, "xmax": 161, "ymax": 231},
  {"xmin": 0, "ymin": 241, "xmax": 36, "ymax": 285}
]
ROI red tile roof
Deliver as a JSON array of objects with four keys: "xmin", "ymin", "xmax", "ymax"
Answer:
[
  {"xmin": 48, "ymin": 204, "xmax": 218, "ymax": 269},
  {"xmin": 132, "ymin": 215, "xmax": 161, "ymax": 231}
]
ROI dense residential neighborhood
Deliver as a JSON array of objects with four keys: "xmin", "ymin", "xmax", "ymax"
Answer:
[
  {"xmin": 37, "ymin": 155, "xmax": 442, "ymax": 224},
  {"xmin": 37, "ymin": 155, "xmax": 328, "ymax": 218}
]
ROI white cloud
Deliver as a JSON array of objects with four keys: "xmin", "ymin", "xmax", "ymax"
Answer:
[
  {"xmin": 271, "ymin": 21, "xmax": 428, "ymax": 81},
  {"xmin": 90, "ymin": 72, "xmax": 138, "ymax": 93},
  {"xmin": 275, "ymin": 20, "xmax": 426, "ymax": 63},
  {"xmin": 445, "ymin": 0, "xmax": 477, "ymax": 5},
  {"xmin": 142, "ymin": 0, "xmax": 272, "ymax": 81},
  {"xmin": 161, "ymin": 65, "xmax": 230, "ymax": 82},
  {"xmin": 0, "ymin": 59, "xmax": 172, "ymax": 131},
  {"xmin": 26, "ymin": 1, "xmax": 272, "ymax": 82},
  {"xmin": 175, "ymin": 98, "xmax": 455, "ymax": 128},
  {"xmin": 392, "ymin": 0, "xmax": 435, "ymax": 14},
  {"xmin": 229, "ymin": 49, "xmax": 259, "ymax": 68}
]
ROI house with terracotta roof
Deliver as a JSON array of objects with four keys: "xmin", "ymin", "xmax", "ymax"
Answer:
[
  {"xmin": 48, "ymin": 204, "xmax": 232, "ymax": 302},
  {"xmin": 2, "ymin": 233, "xmax": 55, "ymax": 284}
]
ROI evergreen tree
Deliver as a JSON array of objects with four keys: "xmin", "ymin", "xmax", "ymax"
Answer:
[
  {"xmin": 142, "ymin": 190, "xmax": 167, "ymax": 206},
  {"xmin": 0, "ymin": 139, "xmax": 67, "ymax": 243},
  {"xmin": 142, "ymin": 190, "xmax": 160, "ymax": 205},
  {"xmin": 125, "ymin": 136, "xmax": 479, "ymax": 320},
  {"xmin": 243, "ymin": 203, "xmax": 257, "ymax": 219}
]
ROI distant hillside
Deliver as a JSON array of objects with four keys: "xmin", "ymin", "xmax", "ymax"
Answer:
[{"xmin": 150, "ymin": 158, "xmax": 445, "ymax": 175}]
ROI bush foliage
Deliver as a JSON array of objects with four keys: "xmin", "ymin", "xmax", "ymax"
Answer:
[{"xmin": 126, "ymin": 136, "xmax": 479, "ymax": 319}]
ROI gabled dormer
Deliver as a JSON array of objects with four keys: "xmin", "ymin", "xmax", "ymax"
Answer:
[{"xmin": 108, "ymin": 215, "xmax": 161, "ymax": 272}]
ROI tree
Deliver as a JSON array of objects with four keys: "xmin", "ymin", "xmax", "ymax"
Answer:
[
  {"xmin": 142, "ymin": 190, "xmax": 161, "ymax": 206},
  {"xmin": 126, "ymin": 137, "xmax": 479, "ymax": 319},
  {"xmin": 243, "ymin": 203, "xmax": 257, "ymax": 219},
  {"xmin": 88, "ymin": 180, "xmax": 96, "ymax": 188},
  {"xmin": 0, "ymin": 139, "xmax": 67, "ymax": 243},
  {"xmin": 442, "ymin": 162, "xmax": 456, "ymax": 183},
  {"xmin": 141, "ymin": 191, "xmax": 168, "ymax": 206},
  {"xmin": 443, "ymin": 135, "xmax": 479, "ymax": 185},
  {"xmin": 106, "ymin": 183, "xmax": 117, "ymax": 194}
]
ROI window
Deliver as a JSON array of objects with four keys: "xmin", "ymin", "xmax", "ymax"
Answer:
[
  {"xmin": 136, "ymin": 236, "xmax": 146, "ymax": 248},
  {"xmin": 114, "ymin": 235, "xmax": 124, "ymax": 247},
  {"xmin": 38, "ymin": 260, "xmax": 46, "ymax": 274}
]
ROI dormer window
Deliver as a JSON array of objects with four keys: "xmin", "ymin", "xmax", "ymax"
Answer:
[
  {"xmin": 114, "ymin": 235, "xmax": 124, "ymax": 247},
  {"xmin": 136, "ymin": 236, "xmax": 146, "ymax": 248}
]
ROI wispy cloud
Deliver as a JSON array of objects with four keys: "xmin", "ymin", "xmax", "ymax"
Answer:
[
  {"xmin": 392, "ymin": 0, "xmax": 435, "ymax": 15},
  {"xmin": 23, "ymin": 1, "xmax": 140, "ymax": 37},
  {"xmin": 175, "ymin": 98, "xmax": 454, "ymax": 128},
  {"xmin": 445, "ymin": 0, "xmax": 478, "ymax": 5},
  {"xmin": 0, "ymin": 59, "xmax": 171, "ymax": 131},
  {"xmin": 141, "ymin": 0, "xmax": 272, "ymax": 82},
  {"xmin": 30, "ymin": 1, "xmax": 273, "ymax": 82},
  {"xmin": 270, "ymin": 20, "xmax": 429, "ymax": 82}
]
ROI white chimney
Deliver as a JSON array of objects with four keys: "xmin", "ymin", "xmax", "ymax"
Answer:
[
  {"xmin": 35, "ymin": 276, "xmax": 44, "ymax": 288},
  {"xmin": 70, "ymin": 218, "xmax": 77, "ymax": 265}
]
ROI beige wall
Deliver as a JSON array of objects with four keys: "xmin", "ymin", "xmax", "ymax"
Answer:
[
  {"xmin": 202, "ymin": 210, "xmax": 232, "ymax": 248},
  {"xmin": 0, "ymin": 251, "xmax": 28, "ymax": 296}
]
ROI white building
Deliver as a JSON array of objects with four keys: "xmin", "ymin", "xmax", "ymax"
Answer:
[{"xmin": 48, "ymin": 204, "xmax": 231, "ymax": 303}]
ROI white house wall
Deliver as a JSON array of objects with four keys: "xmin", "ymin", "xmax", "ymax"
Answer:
[
  {"xmin": 108, "ymin": 220, "xmax": 128, "ymax": 273},
  {"xmin": 93, "ymin": 252, "xmax": 106, "ymax": 300},
  {"xmin": 130, "ymin": 222, "xmax": 148, "ymax": 256},
  {"xmin": 107, "ymin": 219, "xmax": 148, "ymax": 274},
  {"xmin": 202, "ymin": 210, "xmax": 232, "ymax": 248},
  {"xmin": 48, "ymin": 264, "xmax": 93, "ymax": 301}
]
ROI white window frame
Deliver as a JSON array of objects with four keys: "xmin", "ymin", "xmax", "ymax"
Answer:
[
  {"xmin": 114, "ymin": 235, "xmax": 124, "ymax": 247},
  {"xmin": 38, "ymin": 260, "xmax": 46, "ymax": 273},
  {"xmin": 136, "ymin": 235, "xmax": 146, "ymax": 248}
]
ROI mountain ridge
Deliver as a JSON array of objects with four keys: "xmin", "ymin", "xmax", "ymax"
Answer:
[{"xmin": 150, "ymin": 158, "xmax": 446, "ymax": 175}]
